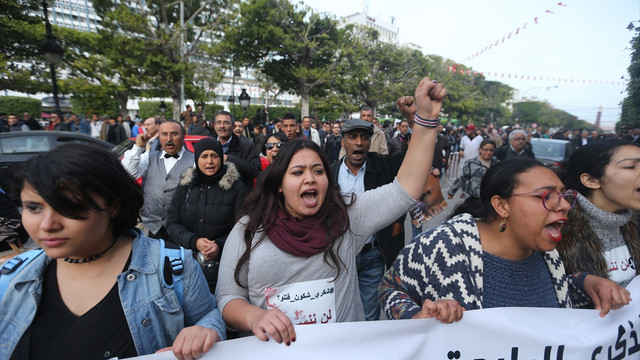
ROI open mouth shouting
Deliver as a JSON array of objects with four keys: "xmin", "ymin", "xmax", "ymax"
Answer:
[
  {"xmin": 301, "ymin": 188, "xmax": 319, "ymax": 207},
  {"xmin": 544, "ymin": 218, "xmax": 567, "ymax": 242}
]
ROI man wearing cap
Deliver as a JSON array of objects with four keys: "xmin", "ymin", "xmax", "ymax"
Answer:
[
  {"xmin": 330, "ymin": 118, "xmax": 406, "ymax": 321},
  {"xmin": 458, "ymin": 124, "xmax": 483, "ymax": 176},
  {"xmin": 338, "ymin": 106, "xmax": 389, "ymax": 159},
  {"xmin": 494, "ymin": 129, "xmax": 535, "ymax": 160}
]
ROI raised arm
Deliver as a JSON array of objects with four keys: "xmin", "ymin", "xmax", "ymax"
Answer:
[{"xmin": 396, "ymin": 78, "xmax": 447, "ymax": 200}]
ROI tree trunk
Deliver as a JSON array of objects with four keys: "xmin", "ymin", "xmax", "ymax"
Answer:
[
  {"xmin": 300, "ymin": 88, "xmax": 310, "ymax": 118},
  {"xmin": 115, "ymin": 92, "xmax": 128, "ymax": 118},
  {"xmin": 171, "ymin": 77, "xmax": 182, "ymax": 122},
  {"xmin": 172, "ymin": 95, "xmax": 181, "ymax": 122}
]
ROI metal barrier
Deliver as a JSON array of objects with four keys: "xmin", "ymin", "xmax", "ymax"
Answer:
[{"xmin": 446, "ymin": 152, "xmax": 460, "ymax": 182}]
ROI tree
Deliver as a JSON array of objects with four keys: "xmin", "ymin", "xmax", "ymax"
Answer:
[
  {"xmin": 91, "ymin": 0, "xmax": 237, "ymax": 120},
  {"xmin": 620, "ymin": 28, "xmax": 640, "ymax": 131},
  {"xmin": 0, "ymin": 0, "xmax": 57, "ymax": 94},
  {"xmin": 340, "ymin": 26, "xmax": 432, "ymax": 116},
  {"xmin": 225, "ymin": 0, "xmax": 349, "ymax": 117}
]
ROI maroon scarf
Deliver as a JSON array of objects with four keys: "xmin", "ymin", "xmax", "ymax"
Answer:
[{"xmin": 266, "ymin": 209, "xmax": 337, "ymax": 257}]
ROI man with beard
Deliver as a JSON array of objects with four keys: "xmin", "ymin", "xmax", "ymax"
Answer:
[
  {"xmin": 214, "ymin": 111, "xmax": 262, "ymax": 191},
  {"xmin": 122, "ymin": 120, "xmax": 194, "ymax": 240},
  {"xmin": 329, "ymin": 118, "xmax": 406, "ymax": 321}
]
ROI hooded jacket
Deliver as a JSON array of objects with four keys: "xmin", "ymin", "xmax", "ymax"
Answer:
[{"xmin": 166, "ymin": 163, "xmax": 245, "ymax": 252}]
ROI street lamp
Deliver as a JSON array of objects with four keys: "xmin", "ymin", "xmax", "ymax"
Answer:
[
  {"xmin": 41, "ymin": 0, "xmax": 63, "ymax": 114},
  {"xmin": 230, "ymin": 68, "xmax": 240, "ymax": 118},
  {"xmin": 159, "ymin": 101, "xmax": 167, "ymax": 115},
  {"xmin": 239, "ymin": 88, "xmax": 250, "ymax": 119}
]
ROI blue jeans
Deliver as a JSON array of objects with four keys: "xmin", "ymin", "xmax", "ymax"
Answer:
[{"xmin": 356, "ymin": 245, "xmax": 386, "ymax": 321}]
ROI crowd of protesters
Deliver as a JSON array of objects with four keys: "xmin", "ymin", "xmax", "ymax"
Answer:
[{"xmin": 0, "ymin": 80, "xmax": 637, "ymax": 359}]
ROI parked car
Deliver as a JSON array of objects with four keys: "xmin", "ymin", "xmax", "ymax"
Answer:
[
  {"xmin": 529, "ymin": 138, "xmax": 575, "ymax": 174},
  {"xmin": 0, "ymin": 131, "xmax": 125, "ymax": 199}
]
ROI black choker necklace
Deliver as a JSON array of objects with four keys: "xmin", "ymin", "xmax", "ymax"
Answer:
[{"xmin": 63, "ymin": 236, "xmax": 119, "ymax": 264}]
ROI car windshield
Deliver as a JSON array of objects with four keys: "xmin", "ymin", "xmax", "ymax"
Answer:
[
  {"xmin": 531, "ymin": 141, "xmax": 565, "ymax": 159},
  {"xmin": 0, "ymin": 136, "xmax": 52, "ymax": 154}
]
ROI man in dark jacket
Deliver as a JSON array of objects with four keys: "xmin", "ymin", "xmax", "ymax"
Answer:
[
  {"xmin": 433, "ymin": 123, "xmax": 451, "ymax": 177},
  {"xmin": 214, "ymin": 110, "xmax": 262, "ymax": 191},
  {"xmin": 329, "ymin": 118, "xmax": 405, "ymax": 321},
  {"xmin": 494, "ymin": 129, "xmax": 535, "ymax": 160}
]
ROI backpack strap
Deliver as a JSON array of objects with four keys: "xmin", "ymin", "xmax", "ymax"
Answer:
[
  {"xmin": 0, "ymin": 249, "xmax": 44, "ymax": 302},
  {"xmin": 159, "ymin": 239, "xmax": 185, "ymax": 307}
]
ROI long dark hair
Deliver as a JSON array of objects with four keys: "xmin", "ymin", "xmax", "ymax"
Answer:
[
  {"xmin": 562, "ymin": 139, "xmax": 639, "ymax": 197},
  {"xmin": 234, "ymin": 139, "xmax": 350, "ymax": 287},
  {"xmin": 17, "ymin": 143, "xmax": 143, "ymax": 236},
  {"xmin": 451, "ymin": 158, "xmax": 544, "ymax": 221}
]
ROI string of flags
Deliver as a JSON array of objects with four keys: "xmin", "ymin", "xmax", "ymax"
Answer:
[
  {"xmin": 462, "ymin": 2, "xmax": 569, "ymax": 63},
  {"xmin": 445, "ymin": 65, "xmax": 626, "ymax": 86}
]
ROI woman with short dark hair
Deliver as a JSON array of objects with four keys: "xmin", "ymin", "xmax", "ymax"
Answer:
[{"xmin": 1, "ymin": 143, "xmax": 225, "ymax": 359}]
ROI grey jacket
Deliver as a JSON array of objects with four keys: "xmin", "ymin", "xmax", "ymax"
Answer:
[{"xmin": 448, "ymin": 156, "xmax": 499, "ymax": 198}]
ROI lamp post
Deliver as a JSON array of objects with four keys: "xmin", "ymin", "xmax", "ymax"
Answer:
[
  {"xmin": 159, "ymin": 101, "xmax": 167, "ymax": 116},
  {"xmin": 239, "ymin": 88, "xmax": 250, "ymax": 119},
  {"xmin": 41, "ymin": 0, "xmax": 63, "ymax": 115},
  {"xmin": 229, "ymin": 68, "xmax": 240, "ymax": 118}
]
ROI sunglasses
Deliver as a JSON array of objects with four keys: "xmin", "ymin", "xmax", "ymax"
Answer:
[{"xmin": 265, "ymin": 142, "xmax": 285, "ymax": 150}]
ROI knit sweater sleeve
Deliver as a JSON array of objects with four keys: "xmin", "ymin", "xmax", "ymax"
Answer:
[
  {"xmin": 568, "ymin": 272, "xmax": 593, "ymax": 308},
  {"xmin": 380, "ymin": 216, "xmax": 483, "ymax": 319},
  {"xmin": 379, "ymin": 266, "xmax": 424, "ymax": 319}
]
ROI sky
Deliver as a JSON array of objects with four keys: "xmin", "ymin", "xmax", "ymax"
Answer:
[{"xmin": 299, "ymin": 0, "xmax": 638, "ymax": 129}]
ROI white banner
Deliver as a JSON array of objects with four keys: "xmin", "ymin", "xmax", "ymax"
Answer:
[{"xmin": 133, "ymin": 276, "xmax": 640, "ymax": 360}]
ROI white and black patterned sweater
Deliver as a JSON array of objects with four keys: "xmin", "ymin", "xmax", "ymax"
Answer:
[{"xmin": 379, "ymin": 213, "xmax": 590, "ymax": 319}]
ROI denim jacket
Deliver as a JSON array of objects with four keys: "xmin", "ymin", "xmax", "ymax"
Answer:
[{"xmin": 0, "ymin": 229, "xmax": 225, "ymax": 357}]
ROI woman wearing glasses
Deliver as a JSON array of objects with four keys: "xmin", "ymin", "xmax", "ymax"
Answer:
[
  {"xmin": 380, "ymin": 158, "xmax": 631, "ymax": 323},
  {"xmin": 262, "ymin": 132, "xmax": 288, "ymax": 164},
  {"xmin": 558, "ymin": 139, "xmax": 640, "ymax": 287},
  {"xmin": 166, "ymin": 138, "xmax": 245, "ymax": 293},
  {"xmin": 447, "ymin": 139, "xmax": 499, "ymax": 199}
]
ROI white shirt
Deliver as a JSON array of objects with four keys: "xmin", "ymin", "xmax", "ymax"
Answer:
[{"xmin": 122, "ymin": 144, "xmax": 186, "ymax": 178}]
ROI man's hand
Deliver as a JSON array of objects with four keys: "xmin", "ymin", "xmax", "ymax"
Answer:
[
  {"xmin": 396, "ymin": 96, "xmax": 417, "ymax": 122},
  {"xmin": 411, "ymin": 299, "xmax": 464, "ymax": 323},
  {"xmin": 135, "ymin": 133, "xmax": 151, "ymax": 148}
]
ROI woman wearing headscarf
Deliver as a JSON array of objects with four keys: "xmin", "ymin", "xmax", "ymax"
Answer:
[{"xmin": 167, "ymin": 138, "xmax": 245, "ymax": 292}]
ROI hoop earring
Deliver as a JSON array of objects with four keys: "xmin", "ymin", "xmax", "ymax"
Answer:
[{"xmin": 499, "ymin": 218, "xmax": 507, "ymax": 233}]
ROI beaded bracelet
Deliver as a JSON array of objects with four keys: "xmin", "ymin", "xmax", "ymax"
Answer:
[{"xmin": 413, "ymin": 113, "xmax": 441, "ymax": 128}]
